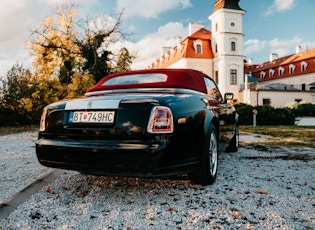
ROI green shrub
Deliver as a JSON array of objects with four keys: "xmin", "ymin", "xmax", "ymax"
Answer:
[{"xmin": 234, "ymin": 103, "xmax": 295, "ymax": 126}]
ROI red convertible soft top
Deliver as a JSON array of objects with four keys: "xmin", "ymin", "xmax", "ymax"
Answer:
[{"xmin": 87, "ymin": 68, "xmax": 208, "ymax": 94}]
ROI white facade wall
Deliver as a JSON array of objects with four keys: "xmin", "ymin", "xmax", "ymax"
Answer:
[
  {"xmin": 259, "ymin": 72, "xmax": 315, "ymax": 89},
  {"xmin": 168, "ymin": 58, "xmax": 213, "ymax": 78},
  {"xmin": 209, "ymin": 8, "xmax": 245, "ymax": 96},
  {"xmin": 244, "ymin": 90, "xmax": 315, "ymax": 107}
]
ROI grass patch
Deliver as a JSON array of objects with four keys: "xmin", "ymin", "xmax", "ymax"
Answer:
[{"xmin": 240, "ymin": 125, "xmax": 315, "ymax": 148}]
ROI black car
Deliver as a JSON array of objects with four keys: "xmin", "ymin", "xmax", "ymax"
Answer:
[{"xmin": 36, "ymin": 68, "xmax": 238, "ymax": 185}]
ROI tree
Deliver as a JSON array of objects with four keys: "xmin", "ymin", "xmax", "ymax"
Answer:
[
  {"xmin": 0, "ymin": 63, "xmax": 48, "ymax": 124},
  {"xmin": 28, "ymin": 4, "xmax": 82, "ymax": 84},
  {"xmin": 0, "ymin": 64, "xmax": 33, "ymax": 111},
  {"xmin": 115, "ymin": 47, "xmax": 135, "ymax": 73},
  {"xmin": 28, "ymin": 4, "xmax": 127, "ymax": 87}
]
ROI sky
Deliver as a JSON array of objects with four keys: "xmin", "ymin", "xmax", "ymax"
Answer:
[{"xmin": 1, "ymin": 0, "xmax": 315, "ymax": 77}]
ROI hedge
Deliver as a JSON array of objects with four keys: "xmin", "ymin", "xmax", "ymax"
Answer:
[{"xmin": 234, "ymin": 103, "xmax": 296, "ymax": 126}]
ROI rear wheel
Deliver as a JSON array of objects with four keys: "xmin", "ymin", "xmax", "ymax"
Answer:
[{"xmin": 190, "ymin": 124, "xmax": 218, "ymax": 185}]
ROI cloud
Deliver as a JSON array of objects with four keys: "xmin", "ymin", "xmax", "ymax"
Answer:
[
  {"xmin": 244, "ymin": 39, "xmax": 267, "ymax": 55},
  {"xmin": 269, "ymin": 36, "xmax": 302, "ymax": 56},
  {"xmin": 110, "ymin": 22, "xmax": 187, "ymax": 70},
  {"xmin": 264, "ymin": 0, "xmax": 295, "ymax": 16},
  {"xmin": 0, "ymin": 0, "xmax": 99, "ymax": 76},
  {"xmin": 244, "ymin": 36, "xmax": 315, "ymax": 63},
  {"xmin": 116, "ymin": 0, "xmax": 192, "ymax": 19}
]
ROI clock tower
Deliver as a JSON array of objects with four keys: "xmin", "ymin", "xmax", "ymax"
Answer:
[{"xmin": 209, "ymin": 0, "xmax": 245, "ymax": 96}]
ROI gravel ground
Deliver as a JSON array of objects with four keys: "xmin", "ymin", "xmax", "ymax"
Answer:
[
  {"xmin": 0, "ymin": 132, "xmax": 314, "ymax": 229},
  {"xmin": 0, "ymin": 132, "xmax": 53, "ymax": 204}
]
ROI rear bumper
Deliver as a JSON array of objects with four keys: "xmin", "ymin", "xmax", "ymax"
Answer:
[{"xmin": 36, "ymin": 139, "xmax": 197, "ymax": 176}]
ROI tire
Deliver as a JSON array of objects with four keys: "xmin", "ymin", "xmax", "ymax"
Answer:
[
  {"xmin": 190, "ymin": 124, "xmax": 218, "ymax": 185},
  {"xmin": 226, "ymin": 126, "xmax": 239, "ymax": 153}
]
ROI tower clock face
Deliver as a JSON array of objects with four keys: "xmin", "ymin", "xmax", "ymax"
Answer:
[{"xmin": 230, "ymin": 21, "xmax": 235, "ymax": 27}]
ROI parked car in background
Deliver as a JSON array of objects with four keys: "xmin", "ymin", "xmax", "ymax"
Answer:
[{"xmin": 36, "ymin": 68, "xmax": 238, "ymax": 185}]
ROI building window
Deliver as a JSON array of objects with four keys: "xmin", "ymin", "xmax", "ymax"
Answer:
[
  {"xmin": 302, "ymin": 84, "xmax": 306, "ymax": 91},
  {"xmin": 215, "ymin": 44, "xmax": 218, "ymax": 53},
  {"xmin": 215, "ymin": 23, "xmax": 218, "ymax": 32},
  {"xmin": 215, "ymin": 71, "xmax": 219, "ymax": 84},
  {"xmin": 301, "ymin": 61, "xmax": 308, "ymax": 71},
  {"xmin": 269, "ymin": 69, "xmax": 275, "ymax": 78},
  {"xmin": 263, "ymin": 98, "xmax": 271, "ymax": 106},
  {"xmin": 230, "ymin": 69, "xmax": 237, "ymax": 85},
  {"xmin": 231, "ymin": 42, "xmax": 236, "ymax": 51},
  {"xmin": 193, "ymin": 39, "xmax": 202, "ymax": 54},
  {"xmin": 295, "ymin": 99, "xmax": 302, "ymax": 103},
  {"xmin": 289, "ymin": 64, "xmax": 296, "ymax": 74},
  {"xmin": 278, "ymin": 66, "xmax": 285, "ymax": 76},
  {"xmin": 260, "ymin": 71, "xmax": 266, "ymax": 79}
]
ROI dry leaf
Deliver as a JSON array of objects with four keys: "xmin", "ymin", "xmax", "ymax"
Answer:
[
  {"xmin": 298, "ymin": 182, "xmax": 307, "ymax": 186},
  {"xmin": 77, "ymin": 192, "xmax": 86, "ymax": 197},
  {"xmin": 167, "ymin": 207, "xmax": 173, "ymax": 212},
  {"xmin": 45, "ymin": 186, "xmax": 51, "ymax": 193},
  {"xmin": 233, "ymin": 211, "xmax": 241, "ymax": 217},
  {"xmin": 258, "ymin": 189, "xmax": 269, "ymax": 194}
]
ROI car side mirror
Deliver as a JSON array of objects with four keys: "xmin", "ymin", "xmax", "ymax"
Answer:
[{"xmin": 224, "ymin": 92, "xmax": 234, "ymax": 101}]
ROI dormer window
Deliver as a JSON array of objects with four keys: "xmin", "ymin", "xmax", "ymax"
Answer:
[
  {"xmin": 260, "ymin": 71, "xmax": 266, "ymax": 79},
  {"xmin": 231, "ymin": 41, "xmax": 236, "ymax": 51},
  {"xmin": 301, "ymin": 61, "xmax": 308, "ymax": 71},
  {"xmin": 269, "ymin": 69, "xmax": 275, "ymax": 78},
  {"xmin": 193, "ymin": 39, "xmax": 202, "ymax": 54},
  {"xmin": 289, "ymin": 64, "xmax": 296, "ymax": 74},
  {"xmin": 278, "ymin": 66, "xmax": 285, "ymax": 76}
]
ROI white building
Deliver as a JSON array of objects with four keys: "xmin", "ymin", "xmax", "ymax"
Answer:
[{"xmin": 148, "ymin": 0, "xmax": 315, "ymax": 107}]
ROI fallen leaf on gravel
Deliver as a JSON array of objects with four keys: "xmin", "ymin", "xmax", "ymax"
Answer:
[
  {"xmin": 45, "ymin": 186, "xmax": 51, "ymax": 193},
  {"xmin": 298, "ymin": 182, "xmax": 307, "ymax": 186},
  {"xmin": 77, "ymin": 192, "xmax": 86, "ymax": 197},
  {"xmin": 167, "ymin": 207, "xmax": 173, "ymax": 212},
  {"xmin": 258, "ymin": 189, "xmax": 269, "ymax": 194},
  {"xmin": 31, "ymin": 212, "xmax": 42, "ymax": 219},
  {"xmin": 233, "ymin": 211, "xmax": 241, "ymax": 217}
]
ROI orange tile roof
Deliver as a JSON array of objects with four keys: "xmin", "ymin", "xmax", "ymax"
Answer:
[
  {"xmin": 248, "ymin": 47, "xmax": 315, "ymax": 82},
  {"xmin": 148, "ymin": 28, "xmax": 214, "ymax": 69}
]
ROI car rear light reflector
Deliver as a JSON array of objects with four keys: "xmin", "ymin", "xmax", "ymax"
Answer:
[
  {"xmin": 39, "ymin": 109, "xmax": 47, "ymax": 131},
  {"xmin": 147, "ymin": 106, "xmax": 174, "ymax": 133}
]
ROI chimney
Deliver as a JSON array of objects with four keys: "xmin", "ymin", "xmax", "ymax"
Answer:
[
  {"xmin": 248, "ymin": 58, "xmax": 253, "ymax": 65},
  {"xmin": 177, "ymin": 36, "xmax": 182, "ymax": 46},
  {"xmin": 296, "ymin": 45, "xmax": 302, "ymax": 54},
  {"xmin": 161, "ymin": 47, "xmax": 171, "ymax": 55},
  {"xmin": 189, "ymin": 22, "xmax": 204, "ymax": 35},
  {"xmin": 270, "ymin": 53, "xmax": 278, "ymax": 62}
]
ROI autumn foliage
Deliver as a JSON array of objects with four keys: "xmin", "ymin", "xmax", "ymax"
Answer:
[{"xmin": 0, "ymin": 4, "xmax": 134, "ymax": 126}]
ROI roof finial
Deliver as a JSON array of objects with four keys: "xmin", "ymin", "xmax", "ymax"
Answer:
[{"xmin": 213, "ymin": 0, "xmax": 244, "ymax": 13}]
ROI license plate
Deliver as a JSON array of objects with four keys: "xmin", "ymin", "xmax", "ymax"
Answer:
[{"xmin": 69, "ymin": 111, "xmax": 115, "ymax": 123}]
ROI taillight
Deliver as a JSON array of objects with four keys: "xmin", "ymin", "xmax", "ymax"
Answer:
[
  {"xmin": 147, "ymin": 106, "xmax": 174, "ymax": 133},
  {"xmin": 39, "ymin": 109, "xmax": 47, "ymax": 132}
]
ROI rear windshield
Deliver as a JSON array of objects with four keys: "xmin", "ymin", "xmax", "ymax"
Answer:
[{"xmin": 102, "ymin": 73, "xmax": 168, "ymax": 86}]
